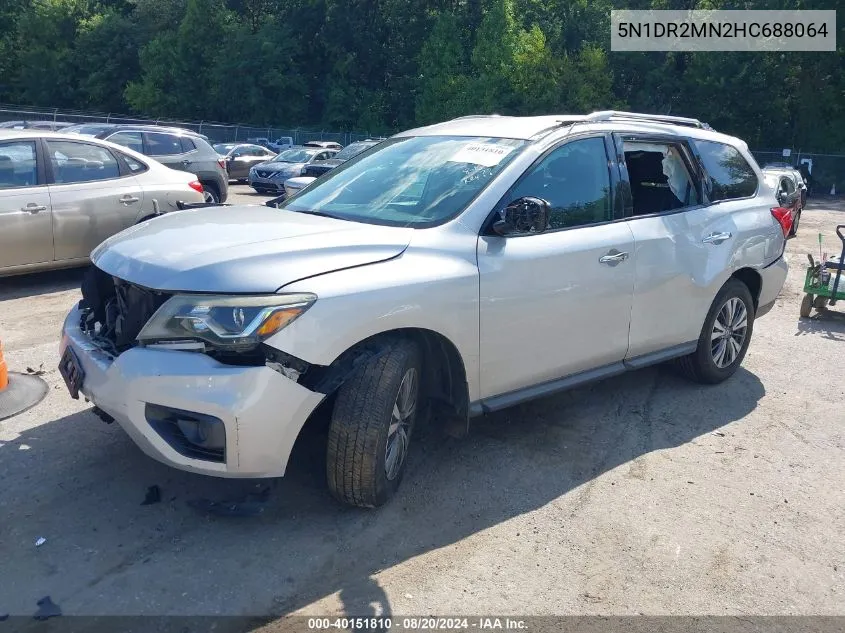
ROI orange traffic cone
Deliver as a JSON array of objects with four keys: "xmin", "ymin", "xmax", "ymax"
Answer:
[{"xmin": 0, "ymin": 339, "xmax": 8, "ymax": 391}]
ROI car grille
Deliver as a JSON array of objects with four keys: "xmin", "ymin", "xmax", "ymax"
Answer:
[
  {"xmin": 255, "ymin": 170, "xmax": 274, "ymax": 178},
  {"xmin": 79, "ymin": 266, "xmax": 171, "ymax": 354}
]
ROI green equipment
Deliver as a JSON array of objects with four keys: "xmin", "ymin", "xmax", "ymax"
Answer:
[{"xmin": 801, "ymin": 226, "xmax": 845, "ymax": 317}]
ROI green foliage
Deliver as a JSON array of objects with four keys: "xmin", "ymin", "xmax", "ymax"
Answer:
[{"xmin": 0, "ymin": 0, "xmax": 842, "ymax": 152}]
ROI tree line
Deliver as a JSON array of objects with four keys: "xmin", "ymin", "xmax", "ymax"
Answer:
[{"xmin": 1, "ymin": 0, "xmax": 843, "ymax": 152}]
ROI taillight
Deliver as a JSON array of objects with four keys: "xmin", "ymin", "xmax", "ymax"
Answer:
[
  {"xmin": 189, "ymin": 180, "xmax": 204, "ymax": 193},
  {"xmin": 770, "ymin": 207, "xmax": 793, "ymax": 237},
  {"xmin": 217, "ymin": 159, "xmax": 226, "ymax": 171}
]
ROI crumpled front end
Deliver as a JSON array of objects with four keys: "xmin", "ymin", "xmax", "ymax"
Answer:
[{"xmin": 61, "ymin": 267, "xmax": 325, "ymax": 477}]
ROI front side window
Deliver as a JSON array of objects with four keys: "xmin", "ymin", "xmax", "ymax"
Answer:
[
  {"xmin": 0, "ymin": 141, "xmax": 38, "ymax": 189},
  {"xmin": 509, "ymin": 137, "xmax": 612, "ymax": 229},
  {"xmin": 693, "ymin": 139, "xmax": 758, "ymax": 202},
  {"xmin": 281, "ymin": 136, "xmax": 526, "ymax": 227},
  {"xmin": 107, "ymin": 131, "xmax": 143, "ymax": 153},
  {"xmin": 46, "ymin": 140, "xmax": 120, "ymax": 184},
  {"xmin": 145, "ymin": 132, "xmax": 183, "ymax": 156},
  {"xmin": 624, "ymin": 140, "xmax": 700, "ymax": 216}
]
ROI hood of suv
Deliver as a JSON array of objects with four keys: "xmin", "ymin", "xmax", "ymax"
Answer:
[{"xmin": 92, "ymin": 206, "xmax": 413, "ymax": 293}]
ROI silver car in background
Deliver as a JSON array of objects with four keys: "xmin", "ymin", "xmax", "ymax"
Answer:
[
  {"xmin": 0, "ymin": 130, "xmax": 205, "ymax": 277},
  {"xmin": 60, "ymin": 111, "xmax": 788, "ymax": 509}
]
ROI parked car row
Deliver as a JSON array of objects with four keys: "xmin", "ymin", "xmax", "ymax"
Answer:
[
  {"xmin": 62, "ymin": 123, "xmax": 229, "ymax": 203},
  {"xmin": 0, "ymin": 129, "xmax": 204, "ymax": 276},
  {"xmin": 56, "ymin": 110, "xmax": 789, "ymax": 511}
]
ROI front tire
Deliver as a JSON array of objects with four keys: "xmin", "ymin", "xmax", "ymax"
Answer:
[
  {"xmin": 675, "ymin": 279, "xmax": 755, "ymax": 384},
  {"xmin": 326, "ymin": 338, "xmax": 421, "ymax": 508}
]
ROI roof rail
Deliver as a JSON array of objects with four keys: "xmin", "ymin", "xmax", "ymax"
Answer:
[{"xmin": 586, "ymin": 110, "xmax": 712, "ymax": 130}]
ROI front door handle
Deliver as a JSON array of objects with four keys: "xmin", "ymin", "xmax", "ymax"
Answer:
[
  {"xmin": 599, "ymin": 250, "xmax": 629, "ymax": 266},
  {"xmin": 22, "ymin": 203, "xmax": 47, "ymax": 213},
  {"xmin": 181, "ymin": 160, "xmax": 192, "ymax": 167},
  {"xmin": 120, "ymin": 195, "xmax": 140, "ymax": 204},
  {"xmin": 702, "ymin": 232, "xmax": 732, "ymax": 245}
]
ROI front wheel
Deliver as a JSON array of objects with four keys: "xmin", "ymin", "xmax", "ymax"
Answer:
[
  {"xmin": 675, "ymin": 279, "xmax": 755, "ymax": 384},
  {"xmin": 326, "ymin": 338, "xmax": 421, "ymax": 507}
]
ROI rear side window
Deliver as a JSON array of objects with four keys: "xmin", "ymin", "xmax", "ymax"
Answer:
[
  {"xmin": 180, "ymin": 137, "xmax": 196, "ymax": 153},
  {"xmin": 693, "ymin": 140, "xmax": 758, "ymax": 202},
  {"xmin": 46, "ymin": 140, "xmax": 120, "ymax": 183},
  {"xmin": 145, "ymin": 132, "xmax": 183, "ymax": 156},
  {"xmin": 121, "ymin": 153, "xmax": 148, "ymax": 174},
  {"xmin": 0, "ymin": 141, "xmax": 38, "ymax": 189},
  {"xmin": 107, "ymin": 131, "xmax": 143, "ymax": 153}
]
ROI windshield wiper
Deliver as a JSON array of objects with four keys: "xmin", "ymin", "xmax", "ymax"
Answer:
[{"xmin": 290, "ymin": 209, "xmax": 350, "ymax": 221}]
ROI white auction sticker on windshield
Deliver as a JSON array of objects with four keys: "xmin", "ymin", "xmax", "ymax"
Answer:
[{"xmin": 449, "ymin": 143, "xmax": 514, "ymax": 167}]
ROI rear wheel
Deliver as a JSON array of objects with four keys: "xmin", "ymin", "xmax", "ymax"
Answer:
[
  {"xmin": 813, "ymin": 295, "xmax": 828, "ymax": 310},
  {"xmin": 326, "ymin": 338, "xmax": 421, "ymax": 508},
  {"xmin": 675, "ymin": 279, "xmax": 755, "ymax": 384},
  {"xmin": 202, "ymin": 184, "xmax": 220, "ymax": 204}
]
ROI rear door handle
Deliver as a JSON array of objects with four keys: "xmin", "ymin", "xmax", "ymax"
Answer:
[
  {"xmin": 120, "ymin": 195, "xmax": 140, "ymax": 204},
  {"xmin": 599, "ymin": 250, "xmax": 629, "ymax": 266},
  {"xmin": 702, "ymin": 232, "xmax": 732, "ymax": 245},
  {"xmin": 22, "ymin": 203, "xmax": 47, "ymax": 213}
]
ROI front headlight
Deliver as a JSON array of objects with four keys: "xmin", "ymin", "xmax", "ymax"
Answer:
[{"xmin": 137, "ymin": 293, "xmax": 316, "ymax": 351}]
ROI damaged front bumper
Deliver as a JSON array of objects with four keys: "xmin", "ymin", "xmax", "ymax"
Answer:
[{"xmin": 60, "ymin": 304, "xmax": 324, "ymax": 478}]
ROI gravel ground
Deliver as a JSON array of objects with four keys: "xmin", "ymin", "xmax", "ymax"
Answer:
[{"xmin": 0, "ymin": 192, "xmax": 843, "ymax": 622}]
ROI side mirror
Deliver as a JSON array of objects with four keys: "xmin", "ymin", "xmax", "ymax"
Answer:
[{"xmin": 492, "ymin": 197, "xmax": 551, "ymax": 236}]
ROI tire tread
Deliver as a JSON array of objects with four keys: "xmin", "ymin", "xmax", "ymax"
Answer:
[{"xmin": 326, "ymin": 338, "xmax": 418, "ymax": 507}]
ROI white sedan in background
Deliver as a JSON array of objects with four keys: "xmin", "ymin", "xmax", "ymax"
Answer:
[
  {"xmin": 0, "ymin": 130, "xmax": 205, "ymax": 277},
  {"xmin": 283, "ymin": 176, "xmax": 316, "ymax": 198}
]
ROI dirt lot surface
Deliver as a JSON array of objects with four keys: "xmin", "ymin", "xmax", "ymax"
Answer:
[{"xmin": 1, "ymin": 191, "xmax": 843, "ymax": 621}]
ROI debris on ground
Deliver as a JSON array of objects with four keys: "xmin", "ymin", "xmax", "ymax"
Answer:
[
  {"xmin": 141, "ymin": 485, "xmax": 161, "ymax": 506},
  {"xmin": 33, "ymin": 596, "xmax": 61, "ymax": 620},
  {"xmin": 34, "ymin": 537, "xmax": 47, "ymax": 548},
  {"xmin": 26, "ymin": 364, "xmax": 45, "ymax": 376},
  {"xmin": 187, "ymin": 487, "xmax": 270, "ymax": 518},
  {"xmin": 713, "ymin": 431, "xmax": 726, "ymax": 437}
]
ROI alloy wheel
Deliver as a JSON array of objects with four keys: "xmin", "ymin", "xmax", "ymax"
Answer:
[
  {"xmin": 385, "ymin": 367, "xmax": 418, "ymax": 480},
  {"xmin": 711, "ymin": 297, "xmax": 748, "ymax": 368}
]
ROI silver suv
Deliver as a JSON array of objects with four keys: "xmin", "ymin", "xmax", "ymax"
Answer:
[{"xmin": 59, "ymin": 111, "xmax": 789, "ymax": 507}]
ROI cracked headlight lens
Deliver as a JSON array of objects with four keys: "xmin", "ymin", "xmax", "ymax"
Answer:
[{"xmin": 137, "ymin": 293, "xmax": 316, "ymax": 351}]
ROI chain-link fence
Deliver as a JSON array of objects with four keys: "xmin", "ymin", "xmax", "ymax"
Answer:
[
  {"xmin": 0, "ymin": 104, "xmax": 380, "ymax": 146},
  {"xmin": 3, "ymin": 104, "xmax": 844, "ymax": 193},
  {"xmin": 751, "ymin": 149, "xmax": 845, "ymax": 197}
]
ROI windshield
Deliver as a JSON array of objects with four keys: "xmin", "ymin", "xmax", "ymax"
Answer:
[
  {"xmin": 272, "ymin": 148, "xmax": 318, "ymax": 163},
  {"xmin": 214, "ymin": 143, "xmax": 236, "ymax": 154},
  {"xmin": 280, "ymin": 135, "xmax": 526, "ymax": 227},
  {"xmin": 332, "ymin": 142, "xmax": 376, "ymax": 161}
]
